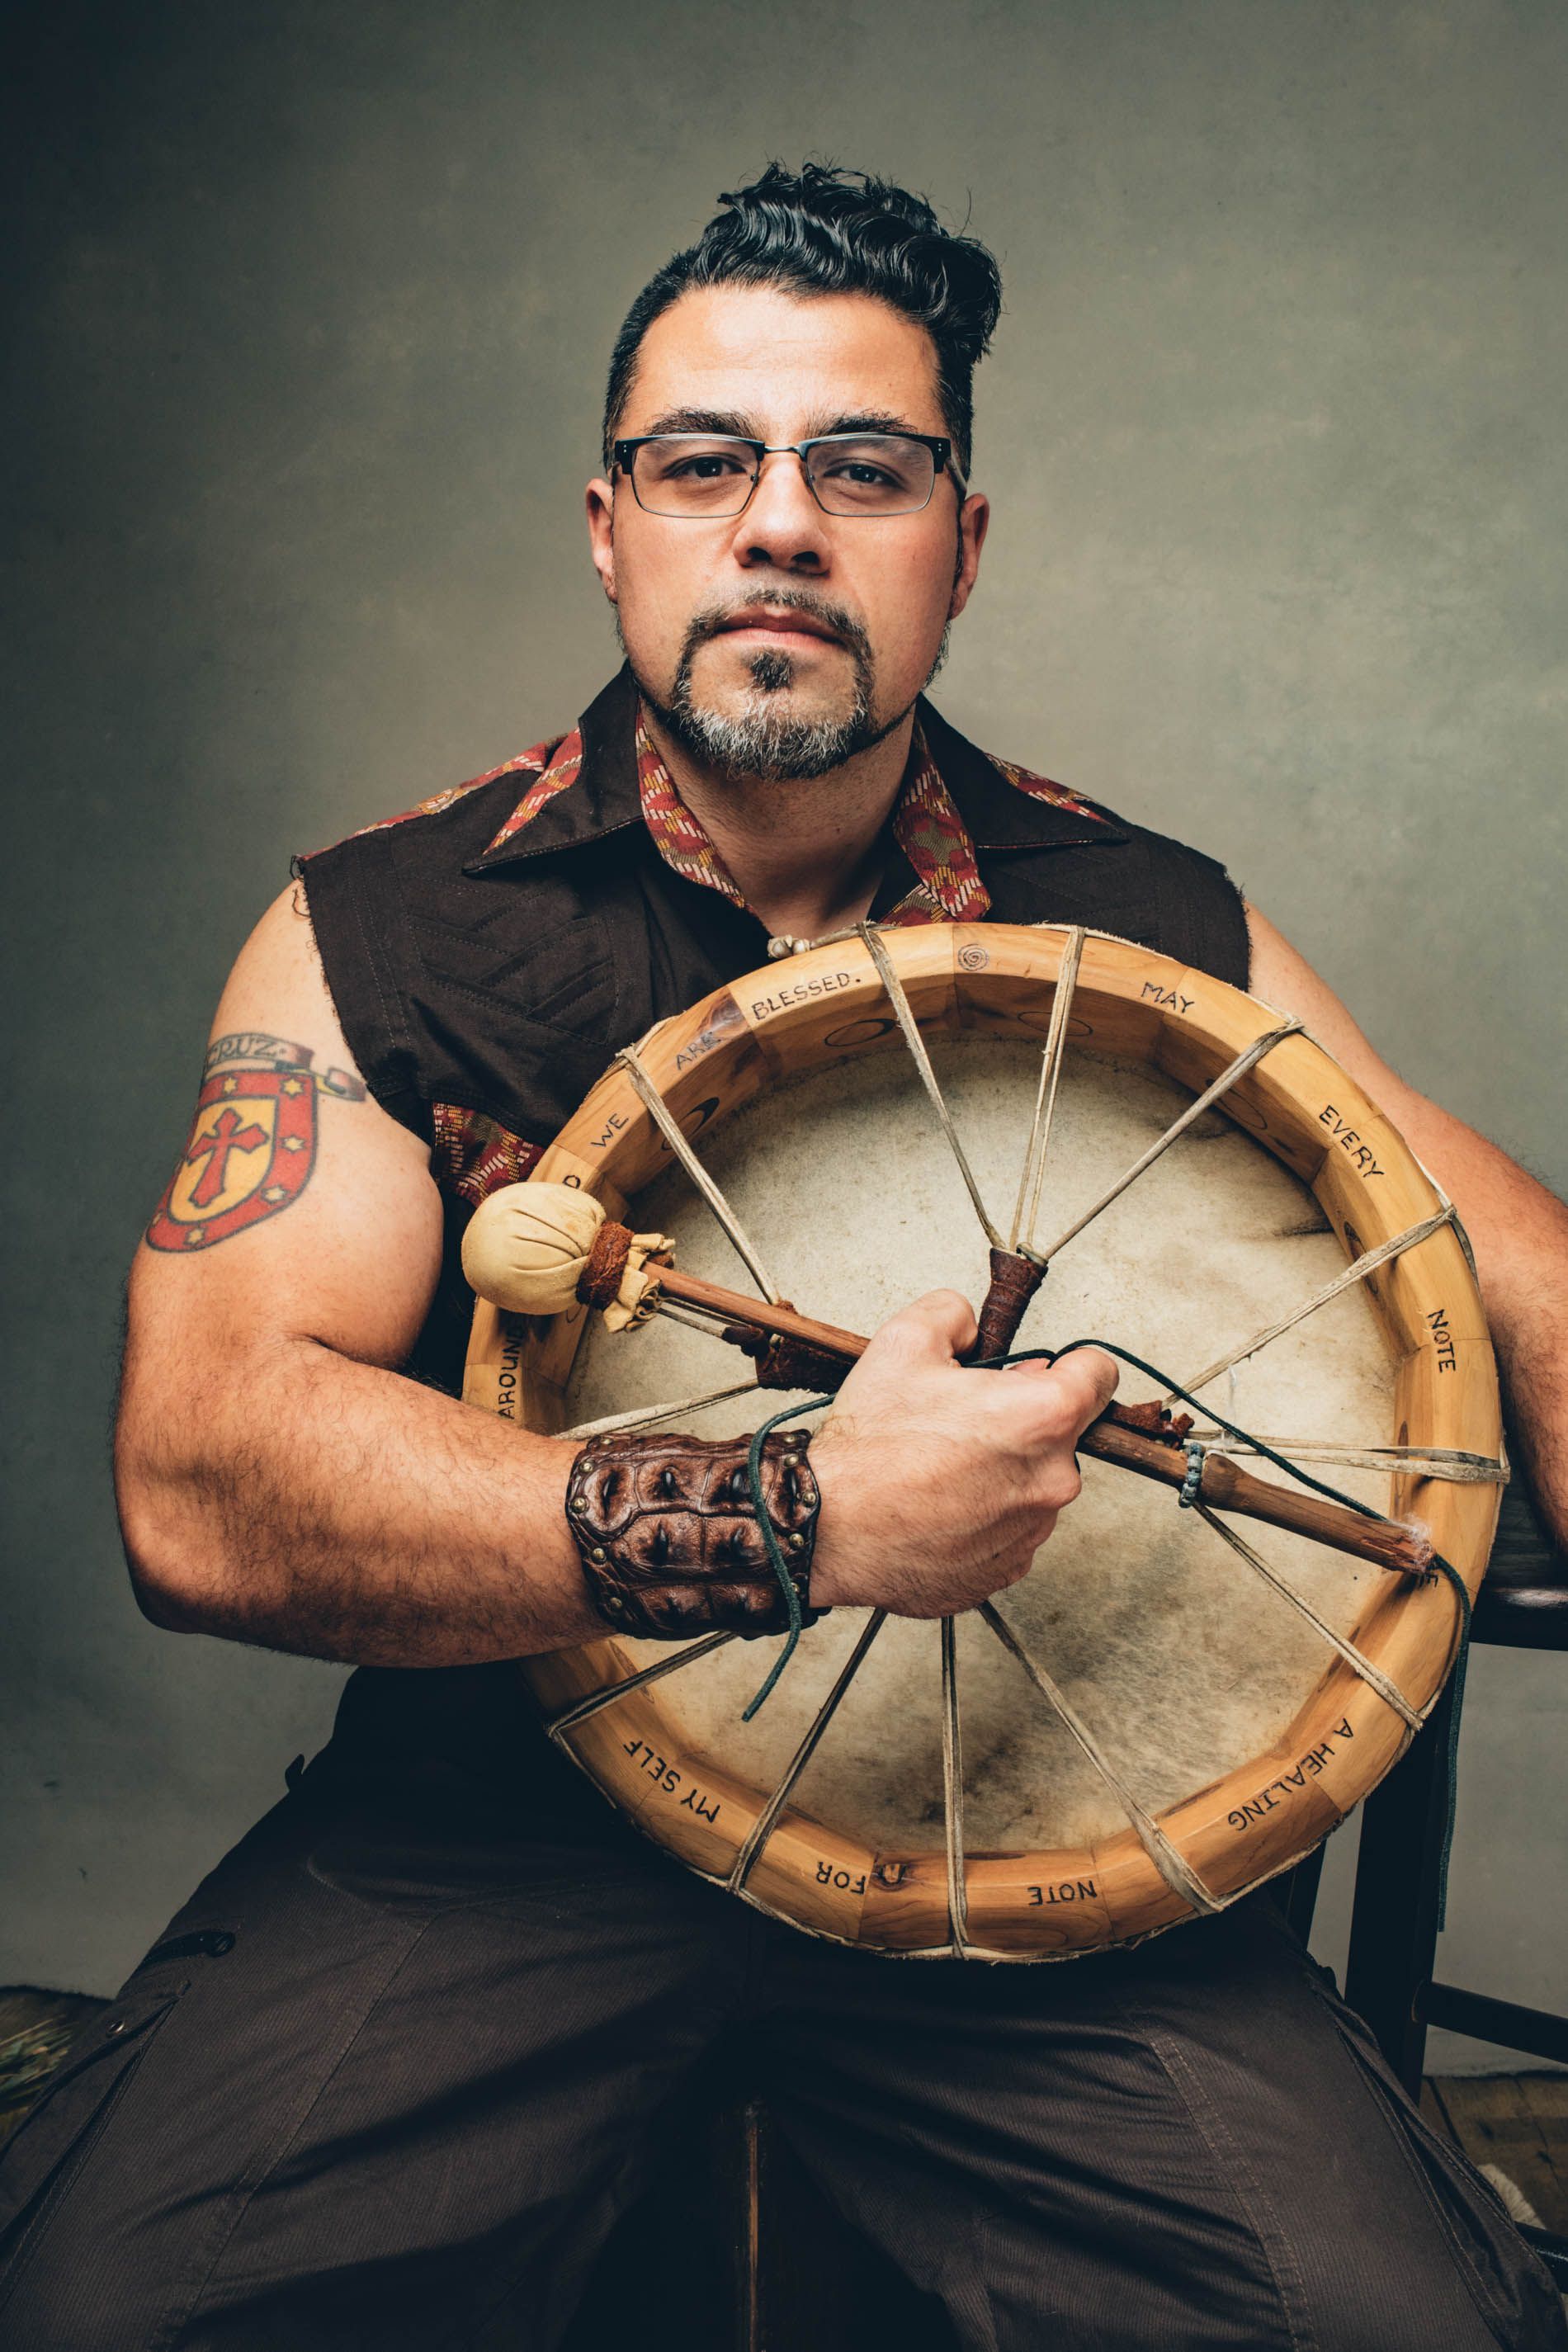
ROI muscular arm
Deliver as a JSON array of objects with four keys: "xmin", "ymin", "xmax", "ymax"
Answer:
[
  {"xmin": 116, "ymin": 883, "xmax": 602, "ymax": 1665},
  {"xmin": 1246, "ymin": 906, "xmax": 1568, "ymax": 1550},
  {"xmin": 118, "ymin": 887, "xmax": 1116, "ymax": 1664}
]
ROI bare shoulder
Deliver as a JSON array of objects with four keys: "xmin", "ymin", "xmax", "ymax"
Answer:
[
  {"xmin": 183, "ymin": 876, "xmax": 430, "ymax": 1200},
  {"xmin": 1244, "ymin": 904, "xmax": 1412, "ymax": 1107},
  {"xmin": 202, "ymin": 879, "xmax": 423, "ymax": 1174},
  {"xmin": 210, "ymin": 878, "xmax": 342, "ymax": 1034}
]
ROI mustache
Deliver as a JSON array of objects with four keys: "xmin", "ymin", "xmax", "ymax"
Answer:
[{"xmin": 681, "ymin": 589, "xmax": 872, "ymax": 660}]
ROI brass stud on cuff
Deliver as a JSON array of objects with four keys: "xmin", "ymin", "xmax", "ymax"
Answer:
[{"xmin": 589, "ymin": 1546, "xmax": 608, "ymax": 1563}]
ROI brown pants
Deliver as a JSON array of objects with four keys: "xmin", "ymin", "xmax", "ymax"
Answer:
[{"xmin": 1, "ymin": 1664, "xmax": 1562, "ymax": 2351}]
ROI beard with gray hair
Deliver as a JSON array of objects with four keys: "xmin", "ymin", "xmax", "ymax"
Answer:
[{"xmin": 631, "ymin": 590, "xmax": 947, "ymax": 785}]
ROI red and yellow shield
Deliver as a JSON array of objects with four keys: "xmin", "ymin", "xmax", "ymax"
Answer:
[{"xmin": 147, "ymin": 1070, "xmax": 317, "ymax": 1251}]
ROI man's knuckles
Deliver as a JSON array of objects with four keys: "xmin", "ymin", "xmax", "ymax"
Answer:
[
  {"xmin": 1051, "ymin": 1348, "xmax": 1121, "ymax": 1423},
  {"xmin": 869, "ymin": 1287, "xmax": 977, "ymax": 1365},
  {"xmin": 1005, "ymin": 1367, "xmax": 1117, "ymax": 1447},
  {"xmin": 1036, "ymin": 1459, "xmax": 1082, "ymax": 1514}
]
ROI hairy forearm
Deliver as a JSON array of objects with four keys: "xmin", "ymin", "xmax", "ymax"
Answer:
[{"xmin": 116, "ymin": 1335, "xmax": 602, "ymax": 1666}]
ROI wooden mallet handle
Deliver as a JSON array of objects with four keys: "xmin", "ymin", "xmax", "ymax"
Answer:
[{"xmin": 645, "ymin": 1263, "xmax": 1432, "ymax": 1580}]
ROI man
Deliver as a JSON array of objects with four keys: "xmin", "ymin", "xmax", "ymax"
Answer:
[{"xmin": 2, "ymin": 163, "xmax": 1564, "ymax": 2350}]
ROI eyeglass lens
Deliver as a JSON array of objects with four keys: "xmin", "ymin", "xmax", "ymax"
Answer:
[{"xmin": 629, "ymin": 435, "xmax": 937, "ymax": 517}]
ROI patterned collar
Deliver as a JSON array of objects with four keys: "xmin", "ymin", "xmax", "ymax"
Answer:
[
  {"xmin": 460, "ymin": 678, "xmax": 1111, "ymax": 928},
  {"xmin": 351, "ymin": 667, "xmax": 1119, "ymax": 920}
]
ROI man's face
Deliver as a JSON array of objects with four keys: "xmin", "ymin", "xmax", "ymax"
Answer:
[{"xmin": 586, "ymin": 284, "xmax": 989, "ymax": 782}]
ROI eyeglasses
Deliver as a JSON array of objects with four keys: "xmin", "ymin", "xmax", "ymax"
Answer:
[{"xmin": 612, "ymin": 432, "xmax": 965, "ymax": 520}]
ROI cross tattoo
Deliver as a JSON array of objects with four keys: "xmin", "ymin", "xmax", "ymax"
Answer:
[{"xmin": 185, "ymin": 1105, "xmax": 268, "ymax": 1207}]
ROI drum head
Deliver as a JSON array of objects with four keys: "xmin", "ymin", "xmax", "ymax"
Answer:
[{"xmin": 465, "ymin": 926, "xmax": 1500, "ymax": 1957}]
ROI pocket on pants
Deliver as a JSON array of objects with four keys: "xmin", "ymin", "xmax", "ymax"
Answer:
[{"xmin": 0, "ymin": 1988, "xmax": 184, "ymax": 2310}]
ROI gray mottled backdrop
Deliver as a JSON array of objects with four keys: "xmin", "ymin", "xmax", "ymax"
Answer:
[{"xmin": 4, "ymin": 0, "xmax": 1564, "ymax": 2066}]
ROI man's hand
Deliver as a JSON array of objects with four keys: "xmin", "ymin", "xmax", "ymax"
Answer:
[{"xmin": 806, "ymin": 1292, "xmax": 1118, "ymax": 1617}]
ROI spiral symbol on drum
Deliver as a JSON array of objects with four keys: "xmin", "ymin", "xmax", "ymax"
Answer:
[{"xmin": 957, "ymin": 942, "xmax": 989, "ymax": 972}]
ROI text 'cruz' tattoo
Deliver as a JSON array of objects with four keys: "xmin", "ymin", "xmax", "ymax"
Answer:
[{"xmin": 147, "ymin": 1038, "xmax": 366, "ymax": 1254}]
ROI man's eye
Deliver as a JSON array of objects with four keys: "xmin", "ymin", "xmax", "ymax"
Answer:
[
  {"xmin": 649, "ymin": 444, "xmax": 753, "ymax": 482},
  {"xmin": 668, "ymin": 454, "xmax": 747, "ymax": 479},
  {"xmin": 827, "ymin": 460, "xmax": 896, "ymax": 487},
  {"xmin": 813, "ymin": 443, "xmax": 924, "ymax": 495}
]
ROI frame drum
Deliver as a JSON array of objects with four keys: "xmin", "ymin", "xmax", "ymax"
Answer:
[{"xmin": 462, "ymin": 924, "xmax": 1502, "ymax": 1958}]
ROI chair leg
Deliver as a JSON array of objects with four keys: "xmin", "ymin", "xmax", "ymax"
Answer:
[
  {"xmin": 1278, "ymin": 1840, "xmax": 1327, "ymax": 1945},
  {"xmin": 1344, "ymin": 1679, "xmax": 1456, "ymax": 2098},
  {"xmin": 737, "ymin": 2096, "xmax": 763, "ymax": 2352}
]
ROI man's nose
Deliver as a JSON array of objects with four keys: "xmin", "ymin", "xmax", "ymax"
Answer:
[{"xmin": 730, "ymin": 450, "xmax": 832, "ymax": 573}]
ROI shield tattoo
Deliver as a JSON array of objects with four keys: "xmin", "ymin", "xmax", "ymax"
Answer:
[{"xmin": 148, "ymin": 1070, "xmax": 317, "ymax": 1251}]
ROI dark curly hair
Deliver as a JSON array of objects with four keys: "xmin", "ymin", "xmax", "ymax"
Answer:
[{"xmin": 602, "ymin": 163, "xmax": 1004, "ymax": 478}]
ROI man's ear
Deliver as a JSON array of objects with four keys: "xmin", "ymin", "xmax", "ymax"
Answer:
[
  {"xmin": 948, "ymin": 492, "xmax": 989, "ymax": 621},
  {"xmin": 585, "ymin": 475, "xmax": 617, "ymax": 603}
]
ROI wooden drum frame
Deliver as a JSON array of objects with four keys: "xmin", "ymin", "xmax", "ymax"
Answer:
[{"xmin": 462, "ymin": 923, "xmax": 1503, "ymax": 1960}]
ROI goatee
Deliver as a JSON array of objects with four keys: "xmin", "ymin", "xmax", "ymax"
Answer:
[{"xmin": 631, "ymin": 593, "xmax": 944, "ymax": 785}]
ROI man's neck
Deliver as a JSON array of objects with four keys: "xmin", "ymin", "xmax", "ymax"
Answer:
[{"xmin": 641, "ymin": 706, "xmax": 918, "ymax": 943}]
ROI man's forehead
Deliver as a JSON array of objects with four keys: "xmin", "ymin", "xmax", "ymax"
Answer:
[{"xmin": 620, "ymin": 283, "xmax": 946, "ymax": 438}]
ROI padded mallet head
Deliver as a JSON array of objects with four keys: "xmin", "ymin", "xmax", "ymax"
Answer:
[{"xmin": 461, "ymin": 1183, "xmax": 673, "ymax": 1329}]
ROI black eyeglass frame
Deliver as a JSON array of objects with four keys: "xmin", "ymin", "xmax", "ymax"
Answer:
[{"xmin": 611, "ymin": 430, "xmax": 967, "ymax": 517}]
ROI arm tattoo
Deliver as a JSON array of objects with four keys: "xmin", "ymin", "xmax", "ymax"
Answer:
[{"xmin": 147, "ymin": 1037, "xmax": 365, "ymax": 1254}]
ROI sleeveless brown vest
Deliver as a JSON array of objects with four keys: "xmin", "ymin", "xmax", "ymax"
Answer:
[{"xmin": 301, "ymin": 664, "xmax": 1249, "ymax": 1397}]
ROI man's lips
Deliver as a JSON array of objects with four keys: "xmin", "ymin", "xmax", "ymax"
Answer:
[{"xmin": 710, "ymin": 608, "xmax": 848, "ymax": 646}]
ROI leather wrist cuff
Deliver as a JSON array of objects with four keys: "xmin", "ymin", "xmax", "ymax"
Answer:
[{"xmin": 565, "ymin": 1431, "xmax": 824, "ymax": 1641}]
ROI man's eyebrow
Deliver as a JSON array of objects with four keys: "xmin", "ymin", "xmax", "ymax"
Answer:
[
  {"xmin": 622, "ymin": 407, "xmax": 936, "ymax": 443},
  {"xmin": 627, "ymin": 407, "xmax": 763, "ymax": 440},
  {"xmin": 806, "ymin": 410, "xmax": 929, "ymax": 440}
]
